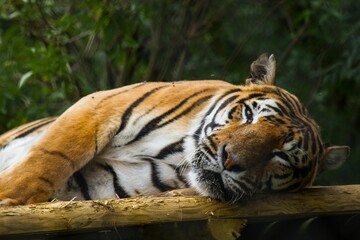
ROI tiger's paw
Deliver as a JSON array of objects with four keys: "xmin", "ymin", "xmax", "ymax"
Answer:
[
  {"xmin": 0, "ymin": 175, "xmax": 52, "ymax": 207},
  {"xmin": 0, "ymin": 189, "xmax": 50, "ymax": 207},
  {"xmin": 0, "ymin": 189, "xmax": 27, "ymax": 207},
  {"xmin": 0, "ymin": 197, "xmax": 22, "ymax": 207},
  {"xmin": 0, "ymin": 180, "xmax": 24, "ymax": 206}
]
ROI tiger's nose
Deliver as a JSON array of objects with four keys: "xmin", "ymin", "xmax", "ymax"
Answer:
[{"xmin": 222, "ymin": 145, "xmax": 246, "ymax": 172}]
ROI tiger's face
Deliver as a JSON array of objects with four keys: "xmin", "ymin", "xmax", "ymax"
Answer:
[
  {"xmin": 190, "ymin": 86, "xmax": 322, "ymax": 201},
  {"xmin": 188, "ymin": 54, "xmax": 350, "ymax": 201}
]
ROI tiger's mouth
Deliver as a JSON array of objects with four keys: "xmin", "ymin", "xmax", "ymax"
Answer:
[
  {"xmin": 189, "ymin": 168, "xmax": 254, "ymax": 202},
  {"xmin": 189, "ymin": 144, "xmax": 256, "ymax": 202}
]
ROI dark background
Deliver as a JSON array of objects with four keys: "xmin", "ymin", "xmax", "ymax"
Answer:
[{"xmin": 0, "ymin": 0, "xmax": 359, "ymax": 185}]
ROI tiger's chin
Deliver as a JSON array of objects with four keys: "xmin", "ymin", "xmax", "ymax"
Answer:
[{"xmin": 188, "ymin": 169, "xmax": 249, "ymax": 202}]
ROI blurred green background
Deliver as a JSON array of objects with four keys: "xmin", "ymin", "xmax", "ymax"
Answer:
[{"xmin": 0, "ymin": 0, "xmax": 359, "ymax": 185}]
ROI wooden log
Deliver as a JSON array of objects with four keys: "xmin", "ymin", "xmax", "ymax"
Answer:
[{"xmin": 1, "ymin": 185, "xmax": 360, "ymax": 236}]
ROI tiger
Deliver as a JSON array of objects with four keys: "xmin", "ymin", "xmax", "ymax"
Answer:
[{"xmin": 0, "ymin": 54, "xmax": 350, "ymax": 206}]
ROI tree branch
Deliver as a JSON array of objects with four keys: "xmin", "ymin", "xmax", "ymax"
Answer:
[{"xmin": 1, "ymin": 185, "xmax": 360, "ymax": 236}]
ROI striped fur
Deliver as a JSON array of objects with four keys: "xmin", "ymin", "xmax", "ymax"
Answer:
[
  {"xmin": 0, "ymin": 117, "xmax": 56, "ymax": 148},
  {"xmin": 0, "ymin": 54, "xmax": 349, "ymax": 205}
]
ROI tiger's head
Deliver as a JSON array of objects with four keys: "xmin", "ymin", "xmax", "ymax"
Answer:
[{"xmin": 188, "ymin": 54, "xmax": 350, "ymax": 201}]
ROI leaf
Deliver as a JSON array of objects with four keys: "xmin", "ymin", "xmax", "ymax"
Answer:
[
  {"xmin": 18, "ymin": 71, "xmax": 33, "ymax": 88},
  {"xmin": 123, "ymin": 38, "xmax": 139, "ymax": 48}
]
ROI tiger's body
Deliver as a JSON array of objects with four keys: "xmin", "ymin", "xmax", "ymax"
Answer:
[
  {"xmin": 1, "ymin": 81, "xmax": 232, "ymax": 200},
  {"xmin": 0, "ymin": 54, "xmax": 350, "ymax": 205}
]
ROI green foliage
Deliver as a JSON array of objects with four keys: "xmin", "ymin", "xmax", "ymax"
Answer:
[{"xmin": 0, "ymin": 0, "xmax": 359, "ymax": 184}]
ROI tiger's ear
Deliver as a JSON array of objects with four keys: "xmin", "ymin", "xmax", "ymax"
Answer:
[
  {"xmin": 319, "ymin": 146, "xmax": 350, "ymax": 172},
  {"xmin": 245, "ymin": 53, "xmax": 276, "ymax": 86}
]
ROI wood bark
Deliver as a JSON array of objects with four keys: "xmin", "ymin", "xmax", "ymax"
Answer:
[{"xmin": 1, "ymin": 185, "xmax": 360, "ymax": 236}]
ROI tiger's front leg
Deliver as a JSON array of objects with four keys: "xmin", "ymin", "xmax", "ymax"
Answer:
[
  {"xmin": 0, "ymin": 147, "xmax": 75, "ymax": 206},
  {"xmin": 0, "ymin": 94, "xmax": 118, "ymax": 206}
]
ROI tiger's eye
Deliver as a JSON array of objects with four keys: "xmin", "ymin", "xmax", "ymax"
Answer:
[{"xmin": 244, "ymin": 105, "xmax": 253, "ymax": 123}]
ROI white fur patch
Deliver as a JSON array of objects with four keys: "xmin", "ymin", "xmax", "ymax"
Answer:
[
  {"xmin": 0, "ymin": 131, "xmax": 46, "ymax": 172},
  {"xmin": 241, "ymin": 98, "xmax": 279, "ymax": 124}
]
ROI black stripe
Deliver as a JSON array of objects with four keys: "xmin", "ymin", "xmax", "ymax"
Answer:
[
  {"xmin": 126, "ymin": 94, "xmax": 212, "ymax": 145},
  {"xmin": 232, "ymin": 178, "xmax": 252, "ymax": 193},
  {"xmin": 194, "ymin": 89, "xmax": 241, "ymax": 144},
  {"xmin": 252, "ymin": 101, "xmax": 258, "ymax": 109},
  {"xmin": 157, "ymin": 94, "xmax": 212, "ymax": 128},
  {"xmin": 293, "ymin": 155, "xmax": 300, "ymax": 164},
  {"xmin": 310, "ymin": 127, "xmax": 317, "ymax": 155},
  {"xmin": 203, "ymin": 94, "xmax": 239, "ymax": 143},
  {"xmin": 301, "ymin": 155, "xmax": 307, "ymax": 164},
  {"xmin": 278, "ymin": 92, "xmax": 298, "ymax": 118},
  {"xmin": 237, "ymin": 93, "xmax": 266, "ymax": 104},
  {"xmin": 273, "ymin": 116, "xmax": 286, "ymax": 125},
  {"xmin": 15, "ymin": 119, "xmax": 55, "ymax": 139},
  {"xmin": 275, "ymin": 102, "xmax": 289, "ymax": 116},
  {"xmin": 73, "ymin": 171, "xmax": 91, "ymax": 200},
  {"xmin": 116, "ymin": 86, "xmax": 168, "ymax": 134},
  {"xmin": 285, "ymin": 92, "xmax": 304, "ymax": 115},
  {"xmin": 142, "ymin": 158, "xmax": 174, "ymax": 192},
  {"xmin": 204, "ymin": 122, "xmax": 223, "ymax": 135},
  {"xmin": 169, "ymin": 164, "xmax": 190, "ymax": 187},
  {"xmin": 292, "ymin": 118, "xmax": 307, "ymax": 128},
  {"xmin": 207, "ymin": 136, "xmax": 218, "ymax": 152},
  {"xmin": 97, "ymin": 82, "xmax": 146, "ymax": 106},
  {"xmin": 316, "ymin": 135, "xmax": 323, "ymax": 157},
  {"xmin": 155, "ymin": 138, "xmax": 184, "ymax": 159},
  {"xmin": 274, "ymin": 151, "xmax": 290, "ymax": 163},
  {"xmin": 132, "ymin": 103, "xmax": 160, "ymax": 125},
  {"xmin": 243, "ymin": 176, "xmax": 257, "ymax": 189},
  {"xmin": 227, "ymin": 106, "xmax": 238, "ymax": 119},
  {"xmin": 303, "ymin": 130, "xmax": 310, "ymax": 151},
  {"xmin": 274, "ymin": 172, "xmax": 292, "ymax": 180},
  {"xmin": 263, "ymin": 115, "xmax": 285, "ymax": 126},
  {"xmin": 203, "ymin": 171, "xmax": 228, "ymax": 200},
  {"xmin": 212, "ymin": 95, "xmax": 238, "ymax": 122},
  {"xmin": 192, "ymin": 149, "xmax": 203, "ymax": 168},
  {"xmin": 292, "ymin": 158, "xmax": 313, "ymax": 180},
  {"xmin": 94, "ymin": 125, "xmax": 99, "ymax": 155},
  {"xmin": 265, "ymin": 176, "xmax": 273, "ymax": 190},
  {"xmin": 285, "ymin": 131, "xmax": 295, "ymax": 143},
  {"xmin": 265, "ymin": 104, "xmax": 283, "ymax": 116},
  {"xmin": 39, "ymin": 148, "xmax": 75, "ymax": 170},
  {"xmin": 99, "ymin": 164, "xmax": 130, "ymax": 198},
  {"xmin": 201, "ymin": 141, "xmax": 217, "ymax": 159},
  {"xmin": 297, "ymin": 136, "xmax": 303, "ymax": 149}
]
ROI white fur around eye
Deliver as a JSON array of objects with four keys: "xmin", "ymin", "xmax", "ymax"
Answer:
[
  {"xmin": 241, "ymin": 106, "xmax": 252, "ymax": 124},
  {"xmin": 283, "ymin": 140, "xmax": 297, "ymax": 151},
  {"xmin": 241, "ymin": 99, "xmax": 279, "ymax": 124},
  {"xmin": 272, "ymin": 154, "xmax": 291, "ymax": 167}
]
